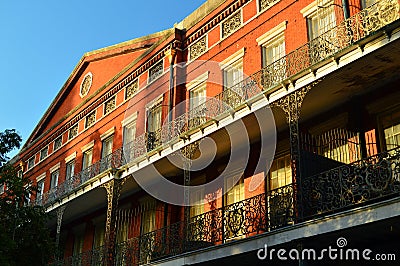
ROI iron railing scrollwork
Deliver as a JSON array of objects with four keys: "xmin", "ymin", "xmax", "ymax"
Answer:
[
  {"xmin": 51, "ymin": 245, "xmax": 106, "ymax": 266},
  {"xmin": 37, "ymin": 1, "xmax": 399, "ymax": 207},
  {"xmin": 300, "ymin": 147, "xmax": 400, "ymax": 218},
  {"xmin": 37, "ymin": 148, "xmax": 124, "ymax": 206}
]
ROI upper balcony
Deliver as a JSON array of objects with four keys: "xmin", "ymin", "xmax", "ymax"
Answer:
[{"xmin": 36, "ymin": 0, "xmax": 400, "ymax": 209}]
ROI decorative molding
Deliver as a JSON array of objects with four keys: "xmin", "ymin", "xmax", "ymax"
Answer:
[
  {"xmin": 256, "ymin": 21, "xmax": 287, "ymax": 46},
  {"xmin": 148, "ymin": 60, "xmax": 164, "ymax": 83},
  {"xmin": 258, "ymin": 0, "xmax": 281, "ymax": 13},
  {"xmin": 79, "ymin": 72, "xmax": 93, "ymax": 98},
  {"xmin": 50, "ymin": 162, "xmax": 61, "ymax": 173},
  {"xmin": 300, "ymin": 0, "xmax": 333, "ymax": 17},
  {"xmin": 186, "ymin": 71, "xmax": 209, "ymax": 91},
  {"xmin": 36, "ymin": 173, "xmax": 46, "ymax": 182},
  {"xmin": 125, "ymin": 79, "xmax": 139, "ymax": 100},
  {"xmin": 100, "ymin": 127, "xmax": 115, "ymax": 141},
  {"xmin": 189, "ymin": 36, "xmax": 208, "ymax": 61},
  {"xmin": 121, "ymin": 112, "xmax": 138, "ymax": 127},
  {"xmin": 220, "ymin": 47, "xmax": 245, "ymax": 69},
  {"xmin": 104, "ymin": 97, "xmax": 116, "ymax": 115},
  {"xmin": 81, "ymin": 140, "xmax": 95, "ymax": 152},
  {"xmin": 65, "ymin": 152, "xmax": 77, "ymax": 163},
  {"xmin": 221, "ymin": 10, "xmax": 242, "ymax": 39}
]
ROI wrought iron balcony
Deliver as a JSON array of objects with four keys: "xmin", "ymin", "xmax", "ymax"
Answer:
[
  {"xmin": 54, "ymin": 146, "xmax": 400, "ymax": 265},
  {"xmin": 51, "ymin": 245, "xmax": 106, "ymax": 266},
  {"xmin": 122, "ymin": 0, "xmax": 400, "ymax": 164},
  {"xmin": 112, "ymin": 184, "xmax": 295, "ymax": 265},
  {"xmin": 36, "ymin": 148, "xmax": 124, "ymax": 206},
  {"xmin": 300, "ymin": 147, "xmax": 400, "ymax": 218}
]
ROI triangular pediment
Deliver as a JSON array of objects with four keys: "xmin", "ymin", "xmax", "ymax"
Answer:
[{"xmin": 23, "ymin": 30, "xmax": 172, "ymax": 149}]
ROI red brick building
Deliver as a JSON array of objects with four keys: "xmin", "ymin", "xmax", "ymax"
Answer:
[{"xmin": 10, "ymin": 0, "xmax": 400, "ymax": 265}]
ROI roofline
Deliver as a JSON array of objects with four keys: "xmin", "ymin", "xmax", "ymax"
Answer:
[{"xmin": 21, "ymin": 28, "xmax": 175, "ymax": 154}]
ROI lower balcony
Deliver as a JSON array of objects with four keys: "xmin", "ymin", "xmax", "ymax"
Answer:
[{"xmin": 53, "ymin": 147, "xmax": 400, "ymax": 265}]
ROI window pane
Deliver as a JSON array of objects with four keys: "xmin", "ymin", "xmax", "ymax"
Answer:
[
  {"xmin": 50, "ymin": 170, "xmax": 59, "ymax": 189},
  {"xmin": 66, "ymin": 160, "xmax": 75, "ymax": 179},
  {"xmin": 102, "ymin": 136, "xmax": 114, "ymax": 158},
  {"xmin": 82, "ymin": 149, "xmax": 93, "ymax": 169}
]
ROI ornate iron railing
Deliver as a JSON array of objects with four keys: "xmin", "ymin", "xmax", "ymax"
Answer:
[
  {"xmin": 122, "ymin": 0, "xmax": 400, "ymax": 163},
  {"xmin": 301, "ymin": 147, "xmax": 400, "ymax": 218},
  {"xmin": 112, "ymin": 185, "xmax": 295, "ymax": 265},
  {"xmin": 36, "ymin": 1, "xmax": 399, "ymax": 207},
  {"xmin": 51, "ymin": 245, "xmax": 106, "ymax": 266},
  {"xmin": 37, "ymin": 148, "xmax": 124, "ymax": 206},
  {"xmin": 240, "ymin": 0, "xmax": 400, "ymax": 93}
]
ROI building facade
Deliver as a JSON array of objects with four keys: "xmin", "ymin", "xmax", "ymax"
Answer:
[{"xmin": 11, "ymin": 0, "xmax": 400, "ymax": 265}]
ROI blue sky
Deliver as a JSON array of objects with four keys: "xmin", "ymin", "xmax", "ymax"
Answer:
[{"xmin": 0, "ymin": 0, "xmax": 206, "ymax": 158}]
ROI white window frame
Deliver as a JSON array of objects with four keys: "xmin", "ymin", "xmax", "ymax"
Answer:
[
  {"xmin": 146, "ymin": 96, "xmax": 163, "ymax": 133},
  {"xmin": 300, "ymin": 0, "xmax": 336, "ymax": 40},
  {"xmin": 81, "ymin": 141, "xmax": 95, "ymax": 170},
  {"xmin": 257, "ymin": 21, "xmax": 287, "ymax": 67},
  {"xmin": 49, "ymin": 163, "xmax": 60, "ymax": 190},
  {"xmin": 36, "ymin": 173, "xmax": 46, "ymax": 200},
  {"xmin": 220, "ymin": 48, "xmax": 245, "ymax": 89},
  {"xmin": 122, "ymin": 112, "xmax": 138, "ymax": 147},
  {"xmin": 187, "ymin": 72, "xmax": 208, "ymax": 111},
  {"xmin": 65, "ymin": 157, "xmax": 76, "ymax": 180}
]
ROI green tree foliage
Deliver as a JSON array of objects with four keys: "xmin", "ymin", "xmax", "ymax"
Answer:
[
  {"xmin": 0, "ymin": 130, "xmax": 55, "ymax": 265},
  {"xmin": 0, "ymin": 129, "xmax": 22, "ymax": 167}
]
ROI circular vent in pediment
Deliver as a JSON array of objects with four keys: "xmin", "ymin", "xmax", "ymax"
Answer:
[{"xmin": 80, "ymin": 72, "xmax": 92, "ymax": 98}]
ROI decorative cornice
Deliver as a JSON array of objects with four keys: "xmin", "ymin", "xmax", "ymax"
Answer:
[{"xmin": 184, "ymin": 0, "xmax": 250, "ymax": 48}]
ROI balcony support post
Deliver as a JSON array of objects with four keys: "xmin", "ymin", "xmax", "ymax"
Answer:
[
  {"xmin": 181, "ymin": 142, "xmax": 199, "ymax": 249},
  {"xmin": 55, "ymin": 205, "xmax": 67, "ymax": 258},
  {"xmin": 102, "ymin": 177, "xmax": 125, "ymax": 266},
  {"xmin": 271, "ymin": 80, "xmax": 321, "ymax": 219}
]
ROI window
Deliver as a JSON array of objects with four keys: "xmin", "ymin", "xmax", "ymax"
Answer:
[
  {"xmin": 190, "ymin": 82, "xmax": 207, "ymax": 111},
  {"xmin": 40, "ymin": 147, "xmax": 48, "ymax": 161},
  {"xmin": 263, "ymin": 35, "xmax": 285, "ymax": 66},
  {"xmin": 93, "ymin": 224, "xmax": 105, "ymax": 248},
  {"xmin": 0, "ymin": 184, "xmax": 4, "ymax": 194},
  {"xmin": 147, "ymin": 99, "xmax": 163, "ymax": 133},
  {"xmin": 85, "ymin": 111, "xmax": 96, "ymax": 128},
  {"xmin": 221, "ymin": 49, "xmax": 245, "ymax": 90},
  {"xmin": 101, "ymin": 136, "xmax": 114, "ymax": 159},
  {"xmin": 301, "ymin": 1, "xmax": 336, "ymax": 40},
  {"xmin": 148, "ymin": 61, "xmax": 164, "ymax": 83},
  {"xmin": 37, "ymin": 179, "xmax": 45, "ymax": 199},
  {"xmin": 69, "ymin": 124, "xmax": 78, "ymax": 140},
  {"xmin": 50, "ymin": 169, "xmax": 59, "ymax": 190},
  {"xmin": 147, "ymin": 99, "xmax": 163, "ymax": 150},
  {"xmin": 54, "ymin": 136, "xmax": 62, "ymax": 151},
  {"xmin": 381, "ymin": 109, "xmax": 400, "ymax": 151},
  {"xmin": 66, "ymin": 160, "xmax": 75, "ymax": 179},
  {"xmin": 269, "ymin": 154, "xmax": 292, "ymax": 191},
  {"xmin": 104, "ymin": 97, "xmax": 116, "ymax": 115},
  {"xmin": 123, "ymin": 120, "xmax": 137, "ymax": 147},
  {"xmin": 73, "ymin": 234, "xmax": 84, "ymax": 256},
  {"xmin": 82, "ymin": 149, "xmax": 93, "ymax": 170},
  {"xmin": 27, "ymin": 156, "xmax": 35, "ymax": 170},
  {"xmin": 224, "ymin": 59, "xmax": 243, "ymax": 89}
]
